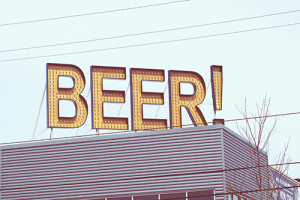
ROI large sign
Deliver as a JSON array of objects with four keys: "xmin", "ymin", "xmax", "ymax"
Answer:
[{"xmin": 47, "ymin": 63, "xmax": 223, "ymax": 130}]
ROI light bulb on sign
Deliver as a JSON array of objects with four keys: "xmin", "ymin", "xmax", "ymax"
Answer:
[
  {"xmin": 210, "ymin": 65, "xmax": 224, "ymax": 125},
  {"xmin": 90, "ymin": 66, "xmax": 128, "ymax": 130},
  {"xmin": 47, "ymin": 63, "xmax": 88, "ymax": 128},
  {"xmin": 130, "ymin": 68, "xmax": 167, "ymax": 131},
  {"xmin": 168, "ymin": 70, "xmax": 207, "ymax": 129}
]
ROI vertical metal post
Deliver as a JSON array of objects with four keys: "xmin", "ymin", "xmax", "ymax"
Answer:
[
  {"xmin": 50, "ymin": 128, "xmax": 53, "ymax": 140},
  {"xmin": 76, "ymin": 86, "xmax": 91, "ymax": 136},
  {"xmin": 32, "ymin": 84, "xmax": 46, "ymax": 140},
  {"xmin": 117, "ymin": 82, "xmax": 130, "ymax": 117},
  {"xmin": 155, "ymin": 83, "xmax": 168, "ymax": 119}
]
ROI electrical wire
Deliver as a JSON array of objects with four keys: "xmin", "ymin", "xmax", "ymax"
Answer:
[
  {"xmin": 81, "ymin": 110, "xmax": 300, "ymax": 133},
  {"xmin": 122, "ymin": 110, "xmax": 300, "ymax": 131},
  {"xmin": 1, "ymin": 22, "xmax": 300, "ymax": 63},
  {"xmin": 1, "ymin": 9, "xmax": 300, "ymax": 53},
  {"xmin": 194, "ymin": 111, "xmax": 300, "ymax": 127},
  {"xmin": 0, "ymin": 0, "xmax": 189, "ymax": 27},
  {"xmin": 2, "ymin": 110, "xmax": 300, "ymax": 145},
  {"xmin": 0, "ymin": 161, "xmax": 299, "ymax": 192}
]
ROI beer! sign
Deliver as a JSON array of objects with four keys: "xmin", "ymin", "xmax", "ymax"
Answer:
[{"xmin": 47, "ymin": 63, "xmax": 223, "ymax": 130}]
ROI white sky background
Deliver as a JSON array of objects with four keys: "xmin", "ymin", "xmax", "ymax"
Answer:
[{"xmin": 0, "ymin": 0, "xmax": 299, "ymax": 181}]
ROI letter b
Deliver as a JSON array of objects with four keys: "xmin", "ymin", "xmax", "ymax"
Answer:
[{"xmin": 47, "ymin": 63, "xmax": 88, "ymax": 128}]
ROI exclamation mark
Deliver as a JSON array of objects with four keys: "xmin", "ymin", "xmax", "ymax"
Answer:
[{"xmin": 210, "ymin": 65, "xmax": 224, "ymax": 125}]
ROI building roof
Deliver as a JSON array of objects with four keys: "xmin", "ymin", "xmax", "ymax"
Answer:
[
  {"xmin": 0, "ymin": 125, "xmax": 266, "ymax": 153},
  {"xmin": 270, "ymin": 166, "xmax": 300, "ymax": 186}
]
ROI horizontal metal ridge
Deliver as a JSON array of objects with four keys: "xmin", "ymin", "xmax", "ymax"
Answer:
[
  {"xmin": 224, "ymin": 147, "xmax": 267, "ymax": 163},
  {"xmin": 2, "ymin": 139, "xmax": 222, "ymax": 162},
  {"xmin": 1, "ymin": 128, "xmax": 221, "ymax": 151},
  {"xmin": 2, "ymin": 133, "xmax": 221, "ymax": 156},
  {"xmin": 2, "ymin": 152, "xmax": 222, "ymax": 171},
  {"xmin": 2, "ymin": 166, "xmax": 221, "ymax": 187},
  {"xmin": 2, "ymin": 170, "xmax": 224, "ymax": 189},
  {"xmin": 2, "ymin": 159, "xmax": 223, "ymax": 180},
  {"xmin": 2, "ymin": 176, "xmax": 223, "ymax": 195},
  {"xmin": 2, "ymin": 150, "xmax": 222, "ymax": 172},
  {"xmin": 2, "ymin": 152, "xmax": 222, "ymax": 169},
  {"xmin": 223, "ymin": 131, "xmax": 267, "ymax": 155}
]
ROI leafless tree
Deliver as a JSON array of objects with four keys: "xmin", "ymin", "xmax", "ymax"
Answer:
[{"xmin": 226, "ymin": 95, "xmax": 291, "ymax": 200}]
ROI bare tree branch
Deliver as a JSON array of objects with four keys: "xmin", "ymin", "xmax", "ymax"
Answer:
[{"xmin": 229, "ymin": 94, "xmax": 290, "ymax": 200}]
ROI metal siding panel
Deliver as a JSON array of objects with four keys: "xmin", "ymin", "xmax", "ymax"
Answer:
[
  {"xmin": 0, "ymin": 126, "xmax": 226, "ymax": 200},
  {"xmin": 1, "ymin": 140, "xmax": 222, "ymax": 166},
  {"xmin": 0, "ymin": 126, "xmax": 222, "ymax": 150},
  {"xmin": 223, "ymin": 129, "xmax": 269, "ymax": 199},
  {"xmin": 1, "ymin": 134, "xmax": 222, "ymax": 158},
  {"xmin": 2, "ymin": 177, "xmax": 224, "ymax": 199},
  {"xmin": 220, "ymin": 128, "xmax": 226, "ymax": 200}
]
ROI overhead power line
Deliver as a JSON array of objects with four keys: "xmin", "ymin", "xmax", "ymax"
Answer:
[
  {"xmin": 0, "ymin": 21, "xmax": 300, "ymax": 63},
  {"xmin": 2, "ymin": 110, "xmax": 300, "ymax": 145},
  {"xmin": 147, "ymin": 111, "xmax": 300, "ymax": 130},
  {"xmin": 1, "ymin": 9, "xmax": 300, "ymax": 53},
  {"xmin": 153, "ymin": 111, "xmax": 300, "ymax": 129},
  {"xmin": 0, "ymin": 0, "xmax": 189, "ymax": 27},
  {"xmin": 225, "ymin": 111, "xmax": 300, "ymax": 123}
]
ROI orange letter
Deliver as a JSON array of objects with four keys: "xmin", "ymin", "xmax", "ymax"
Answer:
[
  {"xmin": 91, "ymin": 66, "xmax": 128, "ymax": 130},
  {"xmin": 130, "ymin": 68, "xmax": 167, "ymax": 130},
  {"xmin": 47, "ymin": 63, "xmax": 88, "ymax": 128},
  {"xmin": 168, "ymin": 70, "xmax": 207, "ymax": 129},
  {"xmin": 211, "ymin": 65, "xmax": 223, "ymax": 113}
]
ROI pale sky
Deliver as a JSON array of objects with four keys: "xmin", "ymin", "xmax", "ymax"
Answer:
[{"xmin": 0, "ymin": 0, "xmax": 299, "ymax": 181}]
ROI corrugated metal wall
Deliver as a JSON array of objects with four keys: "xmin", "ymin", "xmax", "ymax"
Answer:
[
  {"xmin": 223, "ymin": 128, "xmax": 270, "ymax": 199},
  {"xmin": 0, "ymin": 126, "xmax": 226, "ymax": 200}
]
